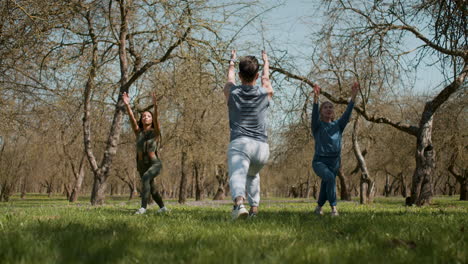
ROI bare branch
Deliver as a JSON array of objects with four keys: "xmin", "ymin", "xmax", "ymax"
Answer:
[{"xmin": 271, "ymin": 65, "xmax": 419, "ymax": 135}]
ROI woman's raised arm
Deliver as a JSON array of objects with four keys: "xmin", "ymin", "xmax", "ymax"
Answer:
[
  {"xmin": 122, "ymin": 92, "xmax": 140, "ymax": 136},
  {"xmin": 151, "ymin": 91, "xmax": 162, "ymax": 144}
]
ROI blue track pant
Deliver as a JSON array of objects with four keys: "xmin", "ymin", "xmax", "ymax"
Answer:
[{"xmin": 312, "ymin": 156, "xmax": 340, "ymax": 207}]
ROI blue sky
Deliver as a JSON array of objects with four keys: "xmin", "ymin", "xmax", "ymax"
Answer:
[{"xmin": 226, "ymin": 0, "xmax": 446, "ymax": 95}]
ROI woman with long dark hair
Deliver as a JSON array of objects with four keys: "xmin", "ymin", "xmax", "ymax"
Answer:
[{"xmin": 123, "ymin": 91, "xmax": 168, "ymax": 214}]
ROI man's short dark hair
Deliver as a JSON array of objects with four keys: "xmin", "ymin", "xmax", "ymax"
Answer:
[{"xmin": 239, "ymin": 56, "xmax": 259, "ymax": 82}]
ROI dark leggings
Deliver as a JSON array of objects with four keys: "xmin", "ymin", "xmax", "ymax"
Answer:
[{"xmin": 138, "ymin": 159, "xmax": 164, "ymax": 209}]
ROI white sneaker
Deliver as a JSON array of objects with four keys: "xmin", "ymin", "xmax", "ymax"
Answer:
[
  {"xmin": 135, "ymin": 207, "xmax": 146, "ymax": 215},
  {"xmin": 157, "ymin": 206, "xmax": 169, "ymax": 214},
  {"xmin": 314, "ymin": 206, "xmax": 323, "ymax": 215},
  {"xmin": 232, "ymin": 204, "xmax": 249, "ymax": 220}
]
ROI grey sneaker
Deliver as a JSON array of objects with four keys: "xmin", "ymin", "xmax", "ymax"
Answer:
[
  {"xmin": 314, "ymin": 206, "xmax": 323, "ymax": 215},
  {"xmin": 232, "ymin": 204, "xmax": 249, "ymax": 220},
  {"xmin": 135, "ymin": 207, "xmax": 146, "ymax": 215},
  {"xmin": 157, "ymin": 206, "xmax": 169, "ymax": 214},
  {"xmin": 248, "ymin": 212, "xmax": 257, "ymax": 219},
  {"xmin": 331, "ymin": 209, "xmax": 339, "ymax": 217}
]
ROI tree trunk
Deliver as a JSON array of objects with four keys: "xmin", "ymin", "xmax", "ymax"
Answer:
[
  {"xmin": 213, "ymin": 164, "xmax": 229, "ymax": 200},
  {"xmin": 401, "ymin": 184, "xmax": 408, "ymax": 198},
  {"xmin": 69, "ymin": 154, "xmax": 86, "ymax": 202},
  {"xmin": 189, "ymin": 176, "xmax": 194, "ymax": 199},
  {"xmin": 178, "ymin": 150, "xmax": 188, "ymax": 204},
  {"xmin": 448, "ymin": 184, "xmax": 455, "ymax": 196},
  {"xmin": 360, "ymin": 178, "xmax": 367, "ymax": 204},
  {"xmin": 1, "ymin": 183, "xmax": 13, "ymax": 202},
  {"xmin": 116, "ymin": 169, "xmax": 138, "ymax": 200},
  {"xmin": 305, "ymin": 170, "xmax": 311, "ymax": 198},
  {"xmin": 460, "ymin": 176, "xmax": 467, "ymax": 201},
  {"xmin": 351, "ymin": 185, "xmax": 357, "ymax": 196},
  {"xmin": 64, "ymin": 184, "xmax": 72, "ymax": 200},
  {"xmin": 110, "ymin": 184, "xmax": 115, "ymax": 196},
  {"xmin": 445, "ymin": 174, "xmax": 456, "ymax": 196},
  {"xmin": 410, "ymin": 108, "xmax": 435, "ymax": 206},
  {"xmin": 0, "ymin": 180, "xmax": 13, "ymax": 202},
  {"xmin": 397, "ymin": 172, "xmax": 407, "ymax": 198},
  {"xmin": 43, "ymin": 180, "xmax": 53, "ymax": 198},
  {"xmin": 352, "ymin": 117, "xmax": 375, "ymax": 204},
  {"xmin": 385, "ymin": 176, "xmax": 399, "ymax": 197},
  {"xmin": 0, "ymin": 141, "xmax": 25, "ymax": 202},
  {"xmin": 20, "ymin": 174, "xmax": 27, "ymax": 199},
  {"xmin": 448, "ymin": 151, "xmax": 467, "ymax": 201},
  {"xmin": 384, "ymin": 173, "xmax": 391, "ymax": 197},
  {"xmin": 83, "ymin": 6, "xmax": 128, "ymax": 205},
  {"xmin": 128, "ymin": 184, "xmax": 138, "ymax": 200},
  {"xmin": 90, "ymin": 174, "xmax": 107, "ymax": 205},
  {"xmin": 359, "ymin": 175, "xmax": 375, "ymax": 204},
  {"xmin": 312, "ymin": 179, "xmax": 318, "ymax": 199},
  {"xmin": 410, "ymin": 64, "xmax": 468, "ymax": 205},
  {"xmin": 194, "ymin": 162, "xmax": 204, "ymax": 201},
  {"xmin": 82, "ymin": 10, "xmax": 108, "ymax": 206},
  {"xmin": 337, "ymin": 167, "xmax": 352, "ymax": 201}
]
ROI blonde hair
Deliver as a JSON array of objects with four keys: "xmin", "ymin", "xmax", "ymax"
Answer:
[{"xmin": 319, "ymin": 101, "xmax": 335, "ymax": 121}]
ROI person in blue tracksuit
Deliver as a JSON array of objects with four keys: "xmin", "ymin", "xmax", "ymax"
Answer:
[{"xmin": 311, "ymin": 82, "xmax": 359, "ymax": 216}]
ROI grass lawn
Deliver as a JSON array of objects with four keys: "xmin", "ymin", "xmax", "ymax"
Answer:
[{"xmin": 0, "ymin": 195, "xmax": 466, "ymax": 264}]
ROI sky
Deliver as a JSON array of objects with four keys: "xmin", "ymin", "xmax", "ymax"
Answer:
[
  {"xmin": 215, "ymin": 0, "xmax": 451, "ymax": 145},
  {"xmin": 226, "ymin": 0, "xmax": 446, "ymax": 95}
]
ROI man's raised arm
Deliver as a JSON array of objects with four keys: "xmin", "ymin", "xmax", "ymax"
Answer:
[
  {"xmin": 261, "ymin": 50, "xmax": 273, "ymax": 99},
  {"xmin": 224, "ymin": 49, "xmax": 237, "ymax": 104}
]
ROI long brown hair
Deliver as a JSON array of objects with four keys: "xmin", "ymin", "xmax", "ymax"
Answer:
[{"xmin": 138, "ymin": 111, "xmax": 155, "ymax": 130}]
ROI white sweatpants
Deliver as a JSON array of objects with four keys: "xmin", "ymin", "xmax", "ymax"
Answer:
[{"xmin": 227, "ymin": 137, "xmax": 270, "ymax": 207}]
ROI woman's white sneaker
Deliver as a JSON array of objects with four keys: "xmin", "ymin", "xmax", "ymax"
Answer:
[
  {"xmin": 157, "ymin": 206, "xmax": 169, "ymax": 213},
  {"xmin": 314, "ymin": 206, "xmax": 323, "ymax": 215},
  {"xmin": 331, "ymin": 209, "xmax": 339, "ymax": 217},
  {"xmin": 135, "ymin": 207, "xmax": 147, "ymax": 215}
]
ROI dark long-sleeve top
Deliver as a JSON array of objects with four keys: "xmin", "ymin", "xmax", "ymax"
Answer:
[{"xmin": 311, "ymin": 101, "xmax": 355, "ymax": 157}]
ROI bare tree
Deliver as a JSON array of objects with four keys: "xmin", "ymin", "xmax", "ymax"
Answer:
[
  {"xmin": 0, "ymin": 136, "xmax": 30, "ymax": 201},
  {"xmin": 77, "ymin": 1, "xmax": 211, "ymax": 205},
  {"xmin": 433, "ymin": 92, "xmax": 467, "ymax": 200},
  {"xmin": 448, "ymin": 148, "xmax": 467, "ymax": 200},
  {"xmin": 329, "ymin": 0, "xmax": 467, "ymax": 206},
  {"xmin": 272, "ymin": 0, "xmax": 467, "ymax": 205},
  {"xmin": 337, "ymin": 167, "xmax": 352, "ymax": 200},
  {"xmin": 352, "ymin": 117, "xmax": 375, "ymax": 204},
  {"xmin": 193, "ymin": 161, "xmax": 205, "ymax": 201},
  {"xmin": 213, "ymin": 164, "xmax": 230, "ymax": 200}
]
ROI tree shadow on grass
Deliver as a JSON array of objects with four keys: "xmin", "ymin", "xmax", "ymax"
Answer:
[
  {"xmin": 1, "ymin": 203, "xmax": 465, "ymax": 264},
  {"xmin": 22, "ymin": 222, "xmax": 134, "ymax": 263},
  {"xmin": 92, "ymin": 200, "xmax": 468, "ymax": 227}
]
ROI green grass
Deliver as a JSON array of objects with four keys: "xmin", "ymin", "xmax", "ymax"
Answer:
[{"xmin": 0, "ymin": 195, "xmax": 466, "ymax": 264}]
